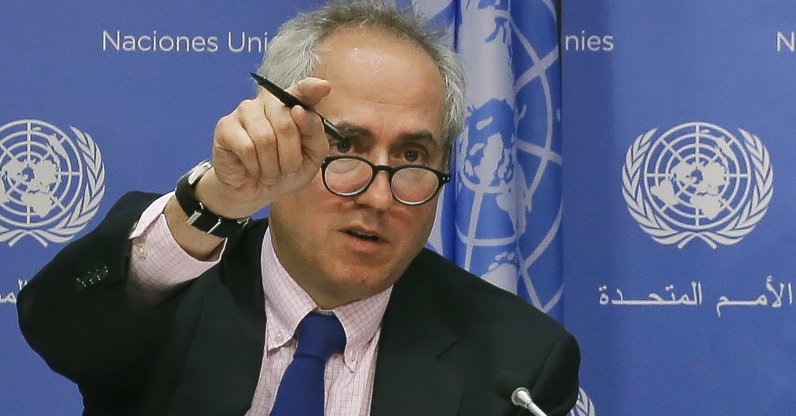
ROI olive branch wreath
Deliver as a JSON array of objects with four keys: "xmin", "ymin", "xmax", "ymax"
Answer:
[{"xmin": 621, "ymin": 127, "xmax": 772, "ymax": 249}]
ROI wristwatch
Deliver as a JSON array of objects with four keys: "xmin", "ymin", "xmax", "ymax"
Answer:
[{"xmin": 174, "ymin": 160, "xmax": 250, "ymax": 238}]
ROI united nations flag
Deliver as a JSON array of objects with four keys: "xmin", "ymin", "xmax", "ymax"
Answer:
[
  {"xmin": 400, "ymin": 2, "xmax": 593, "ymax": 414},
  {"xmin": 406, "ymin": 0, "xmax": 565, "ymax": 315}
]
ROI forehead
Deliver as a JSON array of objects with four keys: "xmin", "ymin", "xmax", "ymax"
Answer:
[{"xmin": 312, "ymin": 27, "xmax": 447, "ymax": 146}]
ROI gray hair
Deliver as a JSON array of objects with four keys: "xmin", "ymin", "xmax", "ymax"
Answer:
[{"xmin": 257, "ymin": 0, "xmax": 465, "ymax": 144}]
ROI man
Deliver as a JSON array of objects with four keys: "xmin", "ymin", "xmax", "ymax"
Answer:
[{"xmin": 18, "ymin": 1, "xmax": 580, "ymax": 415}]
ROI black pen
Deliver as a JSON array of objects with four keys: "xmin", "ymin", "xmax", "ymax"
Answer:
[{"xmin": 249, "ymin": 72, "xmax": 347, "ymax": 144}]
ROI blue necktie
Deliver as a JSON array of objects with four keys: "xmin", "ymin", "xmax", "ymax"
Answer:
[{"xmin": 270, "ymin": 312, "xmax": 346, "ymax": 416}]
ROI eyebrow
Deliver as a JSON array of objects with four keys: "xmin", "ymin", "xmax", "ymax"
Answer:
[{"xmin": 335, "ymin": 122, "xmax": 441, "ymax": 149}]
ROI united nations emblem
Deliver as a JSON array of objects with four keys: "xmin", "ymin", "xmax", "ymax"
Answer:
[
  {"xmin": 622, "ymin": 122, "xmax": 773, "ymax": 248},
  {"xmin": 0, "ymin": 119, "xmax": 105, "ymax": 247}
]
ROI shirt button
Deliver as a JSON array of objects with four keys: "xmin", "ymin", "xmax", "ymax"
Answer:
[
  {"xmin": 274, "ymin": 331, "xmax": 284, "ymax": 343},
  {"xmin": 134, "ymin": 244, "xmax": 147, "ymax": 259}
]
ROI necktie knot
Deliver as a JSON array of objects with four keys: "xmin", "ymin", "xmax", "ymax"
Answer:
[
  {"xmin": 295, "ymin": 312, "xmax": 346, "ymax": 362},
  {"xmin": 270, "ymin": 312, "xmax": 346, "ymax": 416}
]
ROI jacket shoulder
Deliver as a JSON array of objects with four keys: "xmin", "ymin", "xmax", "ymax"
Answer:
[{"xmin": 406, "ymin": 248, "xmax": 568, "ymax": 338}]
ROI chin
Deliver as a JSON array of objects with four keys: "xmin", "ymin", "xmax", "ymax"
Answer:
[{"xmin": 326, "ymin": 264, "xmax": 397, "ymax": 299}]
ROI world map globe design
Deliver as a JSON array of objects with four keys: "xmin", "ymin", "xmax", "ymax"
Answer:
[
  {"xmin": 412, "ymin": 0, "xmax": 564, "ymax": 313},
  {"xmin": 2, "ymin": 159, "xmax": 59, "ymax": 216},
  {"xmin": 644, "ymin": 122, "xmax": 751, "ymax": 230},
  {"xmin": 0, "ymin": 120, "xmax": 83, "ymax": 228}
]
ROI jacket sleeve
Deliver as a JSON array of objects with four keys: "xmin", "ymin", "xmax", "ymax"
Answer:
[
  {"xmin": 17, "ymin": 191, "xmax": 169, "ymax": 397},
  {"xmin": 529, "ymin": 330, "xmax": 581, "ymax": 416}
]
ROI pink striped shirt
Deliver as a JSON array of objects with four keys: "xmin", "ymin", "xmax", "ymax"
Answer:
[{"xmin": 129, "ymin": 193, "xmax": 390, "ymax": 415}]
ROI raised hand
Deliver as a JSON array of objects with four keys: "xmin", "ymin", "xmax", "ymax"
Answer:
[
  {"xmin": 199, "ymin": 77, "xmax": 332, "ymax": 219},
  {"xmin": 164, "ymin": 78, "xmax": 333, "ymax": 257}
]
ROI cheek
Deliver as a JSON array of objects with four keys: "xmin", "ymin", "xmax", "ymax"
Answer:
[
  {"xmin": 271, "ymin": 176, "xmax": 337, "ymax": 229},
  {"xmin": 396, "ymin": 202, "xmax": 438, "ymax": 249}
]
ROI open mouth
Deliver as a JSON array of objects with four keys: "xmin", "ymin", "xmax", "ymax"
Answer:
[{"xmin": 346, "ymin": 229, "xmax": 380, "ymax": 242}]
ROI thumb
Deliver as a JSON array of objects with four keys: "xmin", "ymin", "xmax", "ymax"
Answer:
[{"xmin": 288, "ymin": 77, "xmax": 332, "ymax": 107}]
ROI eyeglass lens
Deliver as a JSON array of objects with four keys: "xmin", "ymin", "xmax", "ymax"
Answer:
[{"xmin": 324, "ymin": 158, "xmax": 440, "ymax": 204}]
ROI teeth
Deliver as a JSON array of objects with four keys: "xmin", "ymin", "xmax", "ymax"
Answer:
[{"xmin": 348, "ymin": 230, "xmax": 377, "ymax": 241}]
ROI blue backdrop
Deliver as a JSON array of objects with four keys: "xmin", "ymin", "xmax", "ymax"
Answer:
[
  {"xmin": 3, "ymin": 0, "xmax": 794, "ymax": 415},
  {"xmin": 561, "ymin": 1, "xmax": 795, "ymax": 415},
  {"xmin": 1, "ymin": 0, "xmax": 323, "ymax": 411}
]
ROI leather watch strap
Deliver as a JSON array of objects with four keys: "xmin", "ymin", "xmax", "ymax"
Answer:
[{"xmin": 174, "ymin": 160, "xmax": 250, "ymax": 238}]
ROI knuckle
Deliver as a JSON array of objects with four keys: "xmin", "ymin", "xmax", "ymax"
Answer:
[
  {"xmin": 270, "ymin": 116, "xmax": 298, "ymax": 137},
  {"xmin": 283, "ymin": 160, "xmax": 300, "ymax": 174},
  {"xmin": 215, "ymin": 114, "xmax": 234, "ymax": 131},
  {"xmin": 238, "ymin": 99, "xmax": 257, "ymax": 111},
  {"xmin": 249, "ymin": 124, "xmax": 275, "ymax": 145},
  {"xmin": 237, "ymin": 139, "xmax": 256, "ymax": 155}
]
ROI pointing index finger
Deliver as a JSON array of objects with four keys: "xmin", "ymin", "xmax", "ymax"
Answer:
[{"xmin": 250, "ymin": 72, "xmax": 348, "ymax": 146}]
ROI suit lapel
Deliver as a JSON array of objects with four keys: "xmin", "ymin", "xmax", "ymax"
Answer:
[
  {"xmin": 371, "ymin": 257, "xmax": 464, "ymax": 416},
  {"xmin": 168, "ymin": 221, "xmax": 269, "ymax": 415}
]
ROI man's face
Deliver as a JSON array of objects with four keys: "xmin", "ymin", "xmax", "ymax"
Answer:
[{"xmin": 269, "ymin": 27, "xmax": 447, "ymax": 308}]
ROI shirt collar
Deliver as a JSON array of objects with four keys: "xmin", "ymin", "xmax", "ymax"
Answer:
[{"xmin": 261, "ymin": 227, "xmax": 391, "ymax": 371}]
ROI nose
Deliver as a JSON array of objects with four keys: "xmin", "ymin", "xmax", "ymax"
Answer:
[{"xmin": 354, "ymin": 170, "xmax": 393, "ymax": 209}]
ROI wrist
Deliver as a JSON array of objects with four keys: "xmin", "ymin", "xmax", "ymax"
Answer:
[
  {"xmin": 174, "ymin": 161, "xmax": 250, "ymax": 238},
  {"xmin": 194, "ymin": 169, "xmax": 265, "ymax": 219}
]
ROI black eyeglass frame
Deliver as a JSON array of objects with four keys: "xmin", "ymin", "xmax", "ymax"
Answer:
[{"xmin": 320, "ymin": 155, "xmax": 451, "ymax": 206}]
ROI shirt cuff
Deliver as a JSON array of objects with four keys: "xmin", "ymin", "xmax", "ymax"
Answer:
[{"xmin": 128, "ymin": 192, "xmax": 225, "ymax": 294}]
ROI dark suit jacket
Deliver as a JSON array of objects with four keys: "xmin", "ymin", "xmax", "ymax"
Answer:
[{"xmin": 18, "ymin": 192, "xmax": 580, "ymax": 416}]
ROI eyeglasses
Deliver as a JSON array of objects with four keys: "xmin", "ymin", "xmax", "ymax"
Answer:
[
  {"xmin": 320, "ymin": 156, "xmax": 451, "ymax": 206},
  {"xmin": 248, "ymin": 73, "xmax": 448, "ymax": 205}
]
